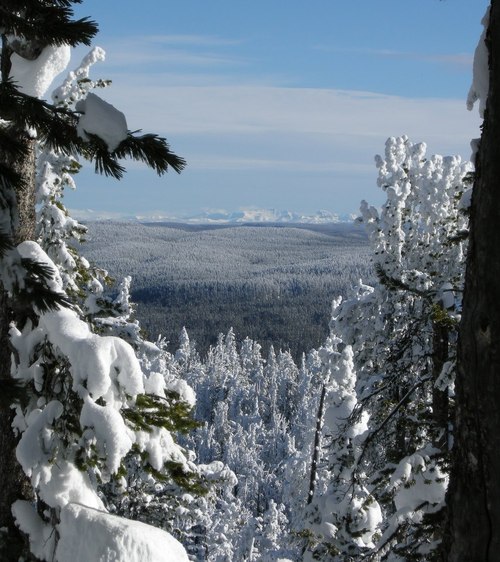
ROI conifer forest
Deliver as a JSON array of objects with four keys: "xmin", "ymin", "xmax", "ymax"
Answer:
[{"xmin": 0, "ymin": 1, "xmax": 498, "ymax": 561}]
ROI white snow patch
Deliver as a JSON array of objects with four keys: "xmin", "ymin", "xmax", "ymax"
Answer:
[
  {"xmin": 80, "ymin": 396, "xmax": 134, "ymax": 475},
  {"xmin": 39, "ymin": 308, "xmax": 144, "ymax": 401},
  {"xmin": 56, "ymin": 503, "xmax": 189, "ymax": 562},
  {"xmin": 34, "ymin": 461, "xmax": 105, "ymax": 511},
  {"xmin": 459, "ymin": 187, "xmax": 472, "ymax": 210},
  {"xmin": 136, "ymin": 426, "xmax": 188, "ymax": 472},
  {"xmin": 165, "ymin": 376, "xmax": 196, "ymax": 408},
  {"xmin": 144, "ymin": 371, "xmax": 166, "ymax": 397},
  {"xmin": 439, "ymin": 282, "xmax": 455, "ymax": 310},
  {"xmin": 76, "ymin": 93, "xmax": 128, "ymax": 151},
  {"xmin": 390, "ymin": 450, "xmax": 448, "ymax": 513},
  {"xmin": 10, "ymin": 322, "xmax": 45, "ymax": 387},
  {"xmin": 10, "ymin": 45, "xmax": 71, "ymax": 99},
  {"xmin": 467, "ymin": 7, "xmax": 490, "ymax": 117},
  {"xmin": 12, "ymin": 500, "xmax": 55, "ymax": 561},
  {"xmin": 52, "ymin": 47, "xmax": 106, "ymax": 105},
  {"xmin": 17, "ymin": 241, "xmax": 64, "ymax": 293},
  {"xmin": 16, "ymin": 401, "xmax": 64, "ymax": 476}
]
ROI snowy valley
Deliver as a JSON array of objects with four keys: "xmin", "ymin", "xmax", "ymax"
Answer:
[
  {"xmin": 81, "ymin": 221, "xmax": 371, "ymax": 358},
  {"xmin": 71, "ymin": 136, "xmax": 470, "ymax": 561}
]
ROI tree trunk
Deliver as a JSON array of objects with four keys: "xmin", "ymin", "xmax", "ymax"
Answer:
[
  {"xmin": 446, "ymin": 2, "xmax": 500, "ymax": 559},
  {"xmin": 432, "ymin": 319, "xmax": 449, "ymax": 451},
  {"xmin": 307, "ymin": 383, "xmax": 326, "ymax": 505},
  {"xmin": 0, "ymin": 130, "xmax": 36, "ymax": 554},
  {"xmin": 11, "ymin": 136, "xmax": 37, "ymax": 246}
]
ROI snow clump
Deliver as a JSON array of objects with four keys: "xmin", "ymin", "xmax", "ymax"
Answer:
[
  {"xmin": 76, "ymin": 92, "xmax": 128, "ymax": 151},
  {"xmin": 10, "ymin": 44, "xmax": 71, "ymax": 99},
  {"xmin": 467, "ymin": 7, "xmax": 490, "ymax": 117}
]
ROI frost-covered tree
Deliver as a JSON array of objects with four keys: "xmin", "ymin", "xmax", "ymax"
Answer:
[
  {"xmin": 0, "ymin": 2, "xmax": 197, "ymax": 560},
  {"xmin": 303, "ymin": 335, "xmax": 381, "ymax": 561},
  {"xmin": 302, "ymin": 136, "xmax": 471, "ymax": 560},
  {"xmin": 172, "ymin": 327, "xmax": 317, "ymax": 560}
]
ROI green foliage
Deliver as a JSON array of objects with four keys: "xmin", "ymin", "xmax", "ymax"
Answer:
[
  {"xmin": 0, "ymin": 4, "xmax": 196, "ymax": 559},
  {"xmin": 114, "ymin": 133, "xmax": 186, "ymax": 175},
  {"xmin": 431, "ymin": 303, "xmax": 458, "ymax": 329},
  {"xmin": 0, "ymin": 1, "xmax": 98, "ymax": 48},
  {"xmin": 123, "ymin": 392, "xmax": 199, "ymax": 434},
  {"xmin": 80, "ymin": 131, "xmax": 186, "ymax": 180},
  {"xmin": 0, "ymin": 229, "xmax": 72, "ymax": 314},
  {"xmin": 0, "ymin": 82, "xmax": 79, "ymax": 152},
  {"xmin": 375, "ymin": 262, "xmax": 430, "ymax": 300},
  {"xmin": 150, "ymin": 461, "xmax": 208, "ymax": 496},
  {"xmin": 15, "ymin": 257, "xmax": 72, "ymax": 313}
]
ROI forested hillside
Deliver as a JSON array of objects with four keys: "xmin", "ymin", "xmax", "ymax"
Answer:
[
  {"xmin": 79, "ymin": 135, "xmax": 472, "ymax": 562},
  {"xmin": 81, "ymin": 221, "xmax": 371, "ymax": 357}
]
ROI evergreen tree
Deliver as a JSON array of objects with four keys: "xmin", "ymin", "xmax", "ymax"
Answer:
[
  {"xmin": 176, "ymin": 328, "xmax": 318, "ymax": 560},
  {"xmin": 0, "ymin": 2, "xmax": 193, "ymax": 559},
  {"xmin": 302, "ymin": 136, "xmax": 471, "ymax": 560}
]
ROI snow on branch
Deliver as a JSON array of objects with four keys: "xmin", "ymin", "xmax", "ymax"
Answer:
[{"xmin": 467, "ymin": 7, "xmax": 490, "ymax": 118}]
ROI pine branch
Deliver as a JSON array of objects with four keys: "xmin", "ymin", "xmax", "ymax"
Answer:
[
  {"xmin": 2, "ymin": 84, "xmax": 186, "ymax": 180},
  {"xmin": 37, "ymin": 1, "xmax": 84, "ymax": 6},
  {"xmin": 16, "ymin": 258, "xmax": 72, "ymax": 313},
  {"xmin": 0, "ymin": 127, "xmax": 31, "ymax": 161},
  {"xmin": 114, "ymin": 133, "xmax": 187, "ymax": 175},
  {"xmin": 80, "ymin": 132, "xmax": 187, "ymax": 179},
  {"xmin": 0, "ymin": 5, "xmax": 98, "ymax": 47},
  {"xmin": 123, "ymin": 393, "xmax": 198, "ymax": 435},
  {"xmin": 0, "ymin": 234, "xmax": 71, "ymax": 314},
  {"xmin": 1, "ymin": 83, "xmax": 187, "ymax": 180},
  {"xmin": 375, "ymin": 263, "xmax": 433, "ymax": 301},
  {"xmin": 35, "ymin": 15, "xmax": 98, "ymax": 47},
  {"xmin": 0, "ymin": 81, "xmax": 81, "ymax": 154},
  {"xmin": 351, "ymin": 376, "xmax": 431, "ymax": 486},
  {"xmin": 80, "ymin": 133, "xmax": 126, "ymax": 179}
]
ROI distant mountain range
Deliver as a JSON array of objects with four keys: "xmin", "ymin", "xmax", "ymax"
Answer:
[{"xmin": 72, "ymin": 208, "xmax": 356, "ymax": 224}]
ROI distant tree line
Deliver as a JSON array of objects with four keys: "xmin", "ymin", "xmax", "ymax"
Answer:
[{"xmin": 82, "ymin": 222, "xmax": 372, "ymax": 359}]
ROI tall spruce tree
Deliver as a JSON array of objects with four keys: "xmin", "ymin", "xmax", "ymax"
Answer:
[{"xmin": 0, "ymin": 1, "xmax": 186, "ymax": 557}]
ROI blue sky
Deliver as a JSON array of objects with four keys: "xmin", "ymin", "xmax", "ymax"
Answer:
[{"xmin": 64, "ymin": 0, "xmax": 486, "ymax": 219}]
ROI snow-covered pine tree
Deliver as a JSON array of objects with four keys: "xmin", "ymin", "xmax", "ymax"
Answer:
[
  {"xmin": 175, "ymin": 327, "xmax": 322, "ymax": 560},
  {"xmin": 301, "ymin": 332, "xmax": 382, "ymax": 561},
  {"xmin": 0, "ymin": 2, "xmax": 199, "ymax": 560},
  {"xmin": 302, "ymin": 136, "xmax": 471, "ymax": 560}
]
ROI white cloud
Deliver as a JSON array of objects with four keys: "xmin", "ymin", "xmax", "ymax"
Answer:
[
  {"xmin": 189, "ymin": 156, "xmax": 375, "ymax": 173},
  {"xmin": 314, "ymin": 46, "xmax": 474, "ymax": 69},
  {"xmin": 105, "ymin": 83, "xmax": 480, "ymax": 153},
  {"xmin": 77, "ymin": 34, "xmax": 244, "ymax": 69},
  {"xmin": 65, "ymin": 40, "xmax": 481, "ymax": 216},
  {"xmin": 138, "ymin": 34, "xmax": 242, "ymax": 47},
  {"xmin": 87, "ymin": 84, "xmax": 480, "ymax": 221},
  {"xmin": 104, "ymin": 48, "xmax": 241, "ymax": 68}
]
